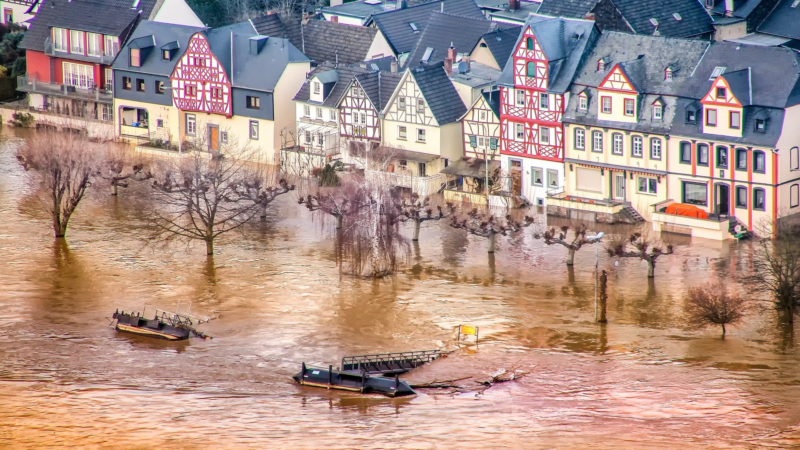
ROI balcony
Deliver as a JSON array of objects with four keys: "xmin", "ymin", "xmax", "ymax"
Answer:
[
  {"xmin": 649, "ymin": 200, "xmax": 733, "ymax": 240},
  {"xmin": 18, "ymin": 75, "xmax": 113, "ymax": 104},
  {"xmin": 44, "ymin": 37, "xmax": 117, "ymax": 65},
  {"xmin": 546, "ymin": 191, "xmax": 632, "ymax": 223}
]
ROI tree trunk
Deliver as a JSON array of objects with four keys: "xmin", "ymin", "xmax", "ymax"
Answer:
[
  {"xmin": 336, "ymin": 214, "xmax": 343, "ymax": 229},
  {"xmin": 647, "ymin": 258, "xmax": 655, "ymax": 278},
  {"xmin": 598, "ymin": 270, "xmax": 608, "ymax": 323},
  {"xmin": 721, "ymin": 322, "xmax": 726, "ymax": 338},
  {"xmin": 260, "ymin": 203, "xmax": 268, "ymax": 221},
  {"xmin": 206, "ymin": 239, "xmax": 214, "ymax": 256},
  {"xmin": 111, "ymin": 182, "xmax": 118, "ymax": 196},
  {"xmin": 488, "ymin": 232, "xmax": 496, "ymax": 253},
  {"xmin": 54, "ymin": 219, "xmax": 67, "ymax": 239},
  {"xmin": 567, "ymin": 247, "xmax": 575, "ymax": 265},
  {"xmin": 370, "ymin": 202, "xmax": 381, "ymax": 277},
  {"xmin": 413, "ymin": 220, "xmax": 420, "ymax": 241}
]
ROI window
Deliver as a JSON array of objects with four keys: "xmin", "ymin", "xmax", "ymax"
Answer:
[
  {"xmin": 330, "ymin": 109, "xmax": 336, "ymax": 121},
  {"xmin": 122, "ymin": 76, "xmax": 131, "ymax": 90},
  {"xmin": 632, "ymin": 136, "xmax": 643, "ymax": 157},
  {"xmin": 221, "ymin": 131, "xmax": 228, "ymax": 143},
  {"xmin": 417, "ymin": 128, "xmax": 426, "ymax": 142},
  {"xmin": 313, "ymin": 82, "xmax": 320, "ymax": 94},
  {"xmin": 249, "ymin": 120, "xmax": 259, "ymax": 140},
  {"xmin": 53, "ymin": 28, "xmax": 68, "ymax": 52},
  {"xmin": 791, "ymin": 147, "xmax": 799, "ymax": 171},
  {"xmin": 540, "ymin": 93, "xmax": 549, "ymax": 110},
  {"xmin": 650, "ymin": 138, "xmax": 661, "ymax": 159},
  {"xmin": 526, "ymin": 37, "xmax": 534, "ymax": 49},
  {"xmin": 532, "ymin": 168, "xmax": 543, "ymax": 186},
  {"xmin": 735, "ymin": 186, "xmax": 747, "ymax": 208},
  {"xmin": 597, "ymin": 59, "xmax": 605, "ymax": 72},
  {"xmin": 417, "ymin": 99, "xmax": 425, "ymax": 114},
  {"xmin": 104, "ymin": 36, "xmax": 119, "ymax": 57},
  {"xmin": 304, "ymin": 131, "xmax": 312, "ymax": 144},
  {"xmin": 210, "ymin": 87, "xmax": 222, "ymax": 100},
  {"xmin": 576, "ymin": 167, "xmax": 603, "ymax": 193},
  {"xmin": 601, "ymin": 96, "xmax": 611, "ymax": 114},
  {"xmin": 755, "ymin": 119, "xmax": 766, "ymax": 132},
  {"xmin": 516, "ymin": 123, "xmax": 524, "ymax": 140},
  {"xmin": 316, "ymin": 107, "xmax": 323, "ymax": 118},
  {"xmin": 638, "ymin": 176, "xmax": 657, "ymax": 194},
  {"xmin": 736, "ymin": 148, "xmax": 747, "ymax": 171},
  {"xmin": 624, "ymin": 98, "xmax": 634, "ymax": 116},
  {"xmin": 162, "ymin": 50, "xmax": 171, "ymax": 60},
  {"xmin": 185, "ymin": 85, "xmax": 196, "ymax": 97},
  {"xmin": 539, "ymin": 126, "xmax": 549, "ymax": 144},
  {"xmin": 753, "ymin": 188, "xmax": 765, "ymax": 211},
  {"xmin": 479, "ymin": 110, "xmax": 486, "ymax": 121},
  {"xmin": 791, "ymin": 184, "xmax": 799, "ymax": 208},
  {"xmin": 697, "ymin": 144, "xmax": 709, "ymax": 166},
  {"xmin": 653, "ymin": 105, "xmax": 662, "ymax": 120},
  {"xmin": 360, "ymin": 113, "xmax": 365, "ymax": 124},
  {"xmin": 665, "ymin": 68, "xmax": 673, "ymax": 81},
  {"xmin": 686, "ymin": 110, "xmax": 697, "ymax": 123},
  {"xmin": 398, "ymin": 126, "xmax": 407, "ymax": 140},
  {"xmin": 70, "ymin": 30, "xmax": 85, "ymax": 54},
  {"xmin": 303, "ymin": 105, "xmax": 310, "ymax": 117},
  {"xmin": 547, "ymin": 169, "xmax": 558, "ymax": 187},
  {"xmin": 730, "ymin": 111, "xmax": 741, "ymax": 129},
  {"xmin": 579, "ymin": 95, "xmax": 588, "ymax": 111},
  {"xmin": 527, "ymin": 61, "xmax": 536, "ymax": 77},
  {"xmin": 683, "ymin": 181, "xmax": 708, "ymax": 206},
  {"xmin": 130, "ymin": 48, "xmax": 141, "ymax": 67},
  {"xmin": 247, "ymin": 96, "xmax": 260, "ymax": 109},
  {"xmin": 516, "ymin": 90, "xmax": 524, "ymax": 106},
  {"xmin": 63, "ymin": 62, "xmax": 94, "ymax": 89},
  {"xmin": 592, "ymin": 131, "xmax": 603, "ymax": 152},
  {"xmin": 574, "ymin": 128, "xmax": 585, "ymax": 150},
  {"xmin": 186, "ymin": 114, "xmax": 196, "ymax": 136},
  {"xmin": 157, "ymin": 119, "xmax": 164, "ymax": 128},
  {"xmin": 156, "ymin": 80, "xmax": 165, "ymax": 94},
  {"xmin": 679, "ymin": 141, "xmax": 691, "ymax": 164},
  {"xmin": 716, "ymin": 146, "xmax": 728, "ymax": 168},
  {"xmin": 317, "ymin": 132, "xmax": 325, "ymax": 146},
  {"xmin": 706, "ymin": 108, "xmax": 717, "ymax": 126},
  {"xmin": 87, "ymin": 33, "xmax": 102, "ymax": 57},
  {"xmin": 399, "ymin": 97, "xmax": 406, "ymax": 110},
  {"xmin": 399, "ymin": 160, "xmax": 408, "ymax": 170},
  {"xmin": 136, "ymin": 79, "xmax": 145, "ymax": 92},
  {"xmin": 716, "ymin": 87, "xmax": 726, "ymax": 99},
  {"xmin": 612, "ymin": 133, "xmax": 623, "ymax": 155}
]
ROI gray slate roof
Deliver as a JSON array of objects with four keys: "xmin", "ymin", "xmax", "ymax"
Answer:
[
  {"xmin": 356, "ymin": 71, "xmax": 404, "ymax": 110},
  {"xmin": 670, "ymin": 99, "xmax": 785, "ymax": 147},
  {"xmin": 710, "ymin": 0, "xmax": 764, "ymax": 19},
  {"xmin": 250, "ymin": 14, "xmax": 287, "ymax": 37},
  {"xmin": 112, "ymin": 20, "xmax": 205, "ymax": 76},
  {"xmin": 497, "ymin": 15, "xmax": 598, "ymax": 94},
  {"xmin": 405, "ymin": 12, "xmax": 503, "ymax": 68},
  {"xmin": 536, "ymin": 0, "xmax": 598, "ymax": 18},
  {"xmin": 482, "ymin": 89, "xmax": 501, "ymax": 117},
  {"xmin": 757, "ymin": 0, "xmax": 800, "ymax": 40},
  {"xmin": 609, "ymin": 0, "xmax": 713, "ymax": 38},
  {"xmin": 409, "ymin": 61, "xmax": 467, "ymax": 124},
  {"xmin": 293, "ymin": 63, "xmax": 370, "ymax": 107},
  {"xmin": 489, "ymin": 1, "xmax": 541, "ymax": 22},
  {"xmin": 472, "ymin": 26, "xmax": 521, "ymax": 69},
  {"xmin": 21, "ymin": 0, "xmax": 159, "ymax": 52},
  {"xmin": 319, "ymin": 0, "xmax": 437, "ymax": 20},
  {"xmin": 678, "ymin": 42, "xmax": 800, "ymax": 108},
  {"xmin": 572, "ymin": 31, "xmax": 710, "ymax": 96},
  {"xmin": 564, "ymin": 85, "xmax": 677, "ymax": 135},
  {"xmin": 371, "ymin": 0, "xmax": 485, "ymax": 55}
]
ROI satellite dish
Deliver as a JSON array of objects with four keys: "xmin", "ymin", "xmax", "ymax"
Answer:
[{"xmin": 457, "ymin": 61, "xmax": 469, "ymax": 74}]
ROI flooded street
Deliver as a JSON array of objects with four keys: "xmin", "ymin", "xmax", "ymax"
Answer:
[{"xmin": 1, "ymin": 128, "xmax": 799, "ymax": 449}]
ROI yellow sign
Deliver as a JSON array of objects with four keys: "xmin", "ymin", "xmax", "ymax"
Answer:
[{"xmin": 460, "ymin": 325, "xmax": 477, "ymax": 336}]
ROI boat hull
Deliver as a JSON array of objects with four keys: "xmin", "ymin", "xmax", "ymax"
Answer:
[
  {"xmin": 113, "ymin": 313, "xmax": 190, "ymax": 341},
  {"xmin": 293, "ymin": 365, "xmax": 416, "ymax": 397}
]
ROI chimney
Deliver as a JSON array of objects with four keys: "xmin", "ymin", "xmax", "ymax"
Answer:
[
  {"xmin": 584, "ymin": 12, "xmax": 595, "ymax": 20},
  {"xmin": 390, "ymin": 58, "xmax": 398, "ymax": 73},
  {"xmin": 447, "ymin": 42, "xmax": 457, "ymax": 64},
  {"xmin": 267, "ymin": 10, "xmax": 276, "ymax": 14},
  {"xmin": 509, "ymin": 0, "xmax": 519, "ymax": 11},
  {"xmin": 396, "ymin": 0, "xmax": 407, "ymax": 9},
  {"xmin": 330, "ymin": 0, "xmax": 343, "ymax": 5},
  {"xmin": 445, "ymin": 58, "xmax": 453, "ymax": 76},
  {"xmin": 724, "ymin": 0, "xmax": 734, "ymax": 16},
  {"xmin": 249, "ymin": 36, "xmax": 268, "ymax": 55}
]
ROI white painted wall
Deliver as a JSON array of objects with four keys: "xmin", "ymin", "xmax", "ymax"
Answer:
[{"xmin": 152, "ymin": 0, "xmax": 205, "ymax": 27}]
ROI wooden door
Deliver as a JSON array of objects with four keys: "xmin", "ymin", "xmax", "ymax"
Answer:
[
  {"xmin": 210, "ymin": 127, "xmax": 219, "ymax": 151},
  {"xmin": 614, "ymin": 174, "xmax": 625, "ymax": 199}
]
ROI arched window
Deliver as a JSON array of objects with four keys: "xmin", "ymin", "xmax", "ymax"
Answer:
[
  {"xmin": 753, "ymin": 188, "xmax": 766, "ymax": 211},
  {"xmin": 631, "ymin": 135, "xmax": 643, "ymax": 157},
  {"xmin": 716, "ymin": 146, "xmax": 728, "ymax": 168},
  {"xmin": 526, "ymin": 37, "xmax": 533, "ymax": 49},
  {"xmin": 679, "ymin": 141, "xmax": 691, "ymax": 164},
  {"xmin": 791, "ymin": 147, "xmax": 799, "ymax": 171},
  {"xmin": 650, "ymin": 138, "xmax": 662, "ymax": 160},
  {"xmin": 526, "ymin": 61, "xmax": 535, "ymax": 78},
  {"xmin": 791, "ymin": 184, "xmax": 799, "ymax": 208},
  {"xmin": 735, "ymin": 185, "xmax": 747, "ymax": 208},
  {"xmin": 753, "ymin": 150, "xmax": 766, "ymax": 173},
  {"xmin": 735, "ymin": 148, "xmax": 748, "ymax": 171},
  {"xmin": 697, "ymin": 143, "xmax": 709, "ymax": 166}
]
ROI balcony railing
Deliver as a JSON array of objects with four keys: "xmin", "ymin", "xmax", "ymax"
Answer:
[
  {"xmin": 18, "ymin": 75, "xmax": 113, "ymax": 104},
  {"xmin": 44, "ymin": 37, "xmax": 116, "ymax": 64}
]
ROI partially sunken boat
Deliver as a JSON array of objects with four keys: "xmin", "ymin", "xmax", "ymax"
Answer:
[
  {"xmin": 112, "ymin": 305, "xmax": 212, "ymax": 341},
  {"xmin": 293, "ymin": 363, "xmax": 417, "ymax": 397}
]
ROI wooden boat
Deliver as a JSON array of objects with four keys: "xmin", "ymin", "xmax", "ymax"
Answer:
[
  {"xmin": 112, "ymin": 304, "xmax": 212, "ymax": 341},
  {"xmin": 293, "ymin": 363, "xmax": 417, "ymax": 397}
]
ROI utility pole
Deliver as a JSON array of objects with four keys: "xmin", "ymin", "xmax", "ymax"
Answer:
[{"xmin": 585, "ymin": 232, "xmax": 604, "ymax": 322}]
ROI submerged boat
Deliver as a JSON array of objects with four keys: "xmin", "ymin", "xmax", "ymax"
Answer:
[
  {"xmin": 293, "ymin": 363, "xmax": 417, "ymax": 397},
  {"xmin": 111, "ymin": 304, "xmax": 212, "ymax": 341}
]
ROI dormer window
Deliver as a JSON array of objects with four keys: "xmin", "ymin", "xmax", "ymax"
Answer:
[
  {"xmin": 597, "ymin": 59, "xmax": 606, "ymax": 72},
  {"xmin": 665, "ymin": 67, "xmax": 673, "ymax": 81},
  {"xmin": 313, "ymin": 82, "xmax": 320, "ymax": 95},
  {"xmin": 579, "ymin": 93, "xmax": 588, "ymax": 111},
  {"xmin": 70, "ymin": 30, "xmax": 85, "ymax": 54},
  {"xmin": 53, "ymin": 27, "xmax": 68, "ymax": 52},
  {"xmin": 162, "ymin": 50, "xmax": 170, "ymax": 60},
  {"xmin": 130, "ymin": 48, "xmax": 141, "ymax": 67},
  {"xmin": 653, "ymin": 104, "xmax": 663, "ymax": 120},
  {"xmin": 755, "ymin": 119, "xmax": 766, "ymax": 132},
  {"xmin": 716, "ymin": 87, "xmax": 726, "ymax": 99},
  {"xmin": 709, "ymin": 66, "xmax": 725, "ymax": 80},
  {"xmin": 705, "ymin": 0, "xmax": 714, "ymax": 8},
  {"xmin": 686, "ymin": 110, "xmax": 696, "ymax": 123}
]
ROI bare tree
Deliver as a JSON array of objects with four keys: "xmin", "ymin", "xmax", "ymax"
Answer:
[
  {"xmin": 298, "ymin": 180, "xmax": 369, "ymax": 229},
  {"xmin": 397, "ymin": 193, "xmax": 455, "ymax": 241},
  {"xmin": 16, "ymin": 130, "xmax": 101, "ymax": 239},
  {"xmin": 684, "ymin": 281, "xmax": 747, "ymax": 337},
  {"xmin": 100, "ymin": 142, "xmax": 152, "ymax": 196},
  {"xmin": 744, "ymin": 219, "xmax": 800, "ymax": 324},
  {"xmin": 450, "ymin": 208, "xmax": 534, "ymax": 253},
  {"xmin": 148, "ymin": 144, "xmax": 293, "ymax": 256},
  {"xmin": 606, "ymin": 231, "xmax": 674, "ymax": 278},
  {"xmin": 533, "ymin": 224, "xmax": 588, "ymax": 266}
]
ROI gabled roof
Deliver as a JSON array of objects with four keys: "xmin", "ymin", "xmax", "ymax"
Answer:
[
  {"xmin": 564, "ymin": 85, "xmax": 676, "ymax": 135},
  {"xmin": 293, "ymin": 63, "xmax": 370, "ymax": 107},
  {"xmin": 679, "ymin": 42, "xmax": 800, "ymax": 108},
  {"xmin": 355, "ymin": 71, "xmax": 404, "ymax": 110},
  {"xmin": 497, "ymin": 15, "xmax": 598, "ymax": 94},
  {"xmin": 720, "ymin": 68, "xmax": 752, "ymax": 106},
  {"xmin": 757, "ymin": 0, "xmax": 800, "ymax": 40},
  {"xmin": 472, "ymin": 26, "xmax": 521, "ymax": 69},
  {"xmin": 21, "ymin": 0, "xmax": 159, "ymax": 52},
  {"xmin": 482, "ymin": 89, "xmax": 501, "ymax": 117},
  {"xmin": 609, "ymin": 0, "xmax": 713, "ymax": 38},
  {"xmin": 670, "ymin": 99, "xmax": 785, "ymax": 146},
  {"xmin": 250, "ymin": 13, "xmax": 286, "ymax": 37},
  {"xmin": 536, "ymin": 0, "xmax": 598, "ymax": 18},
  {"xmin": 407, "ymin": 61, "xmax": 467, "ymax": 124},
  {"xmin": 112, "ymin": 20, "xmax": 205, "ymax": 76},
  {"xmin": 405, "ymin": 12, "xmax": 504, "ymax": 68},
  {"xmin": 319, "ymin": 0, "xmax": 436, "ymax": 21},
  {"xmin": 371, "ymin": 0, "xmax": 484, "ymax": 55},
  {"xmin": 572, "ymin": 31, "xmax": 710, "ymax": 96}
]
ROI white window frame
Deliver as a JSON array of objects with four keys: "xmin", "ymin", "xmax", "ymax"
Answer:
[
  {"xmin": 313, "ymin": 81, "xmax": 320, "ymax": 94},
  {"xmin": 417, "ymin": 128, "xmax": 426, "ymax": 142},
  {"xmin": 575, "ymin": 128, "xmax": 585, "ymax": 150},
  {"xmin": 540, "ymin": 93, "xmax": 549, "ymax": 110},
  {"xmin": 624, "ymin": 98, "xmax": 634, "ymax": 116},
  {"xmin": 53, "ymin": 27, "xmax": 68, "ymax": 52},
  {"xmin": 653, "ymin": 105, "xmax": 663, "ymax": 120},
  {"xmin": 398, "ymin": 97, "xmax": 406, "ymax": 110},
  {"xmin": 650, "ymin": 138, "xmax": 662, "ymax": 159},
  {"xmin": 516, "ymin": 90, "xmax": 524, "ymax": 106},
  {"xmin": 790, "ymin": 147, "xmax": 799, "ymax": 171},
  {"xmin": 632, "ymin": 136, "xmax": 643, "ymax": 157},
  {"xmin": 70, "ymin": 30, "xmax": 85, "ymax": 55},
  {"xmin": 87, "ymin": 33, "xmax": 102, "ymax": 57},
  {"xmin": 330, "ymin": 109, "xmax": 336, "ymax": 121},
  {"xmin": 579, "ymin": 95, "xmax": 588, "ymax": 111},
  {"xmin": 515, "ymin": 123, "xmax": 524, "ymax": 140},
  {"xmin": 539, "ymin": 126, "xmax": 549, "ymax": 144},
  {"xmin": 316, "ymin": 107, "xmax": 323, "ymax": 119},
  {"xmin": 417, "ymin": 98, "xmax": 425, "ymax": 114},
  {"xmin": 249, "ymin": 120, "xmax": 259, "ymax": 140},
  {"xmin": 592, "ymin": 131, "xmax": 603, "ymax": 153},
  {"xmin": 547, "ymin": 169, "xmax": 558, "ymax": 188},
  {"xmin": 62, "ymin": 62, "xmax": 94, "ymax": 89},
  {"xmin": 303, "ymin": 105, "xmax": 310, "ymax": 117},
  {"xmin": 612, "ymin": 133, "xmax": 623, "ymax": 155},
  {"xmin": 638, "ymin": 176, "xmax": 657, "ymax": 195},
  {"xmin": 186, "ymin": 114, "xmax": 196, "ymax": 136},
  {"xmin": 398, "ymin": 126, "xmax": 407, "ymax": 140},
  {"xmin": 531, "ymin": 167, "xmax": 543, "ymax": 186},
  {"xmin": 104, "ymin": 35, "xmax": 119, "ymax": 57}
]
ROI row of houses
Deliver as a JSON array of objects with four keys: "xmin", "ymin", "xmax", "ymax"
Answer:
[{"xmin": 9, "ymin": 0, "xmax": 800, "ymax": 241}]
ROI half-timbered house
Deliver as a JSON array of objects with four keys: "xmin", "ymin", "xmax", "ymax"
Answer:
[
  {"xmin": 340, "ymin": 69, "xmax": 403, "ymax": 143},
  {"xmin": 496, "ymin": 15, "xmax": 597, "ymax": 206}
]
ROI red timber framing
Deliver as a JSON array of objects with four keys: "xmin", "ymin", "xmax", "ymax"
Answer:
[
  {"xmin": 339, "ymin": 79, "xmax": 380, "ymax": 141},
  {"xmin": 170, "ymin": 33, "xmax": 232, "ymax": 117},
  {"xmin": 499, "ymin": 29, "xmax": 564, "ymax": 162}
]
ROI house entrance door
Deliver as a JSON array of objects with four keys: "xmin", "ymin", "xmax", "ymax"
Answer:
[
  {"xmin": 510, "ymin": 159, "xmax": 522, "ymax": 196},
  {"xmin": 614, "ymin": 174, "xmax": 625, "ymax": 200},
  {"xmin": 209, "ymin": 126, "xmax": 219, "ymax": 151},
  {"xmin": 716, "ymin": 184, "xmax": 730, "ymax": 216}
]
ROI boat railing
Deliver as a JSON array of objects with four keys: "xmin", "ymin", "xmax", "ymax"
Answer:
[
  {"xmin": 142, "ymin": 305, "xmax": 212, "ymax": 327},
  {"xmin": 341, "ymin": 349, "xmax": 449, "ymax": 374}
]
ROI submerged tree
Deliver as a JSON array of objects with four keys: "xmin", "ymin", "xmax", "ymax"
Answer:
[
  {"xmin": 101, "ymin": 142, "xmax": 152, "ymax": 196},
  {"xmin": 148, "ymin": 145, "xmax": 293, "ymax": 256},
  {"xmin": 450, "ymin": 209, "xmax": 534, "ymax": 253},
  {"xmin": 606, "ymin": 231, "xmax": 674, "ymax": 278},
  {"xmin": 16, "ymin": 129, "xmax": 101, "ymax": 239},
  {"xmin": 397, "ymin": 193, "xmax": 455, "ymax": 241},
  {"xmin": 684, "ymin": 281, "xmax": 747, "ymax": 337},
  {"xmin": 298, "ymin": 181, "xmax": 368, "ymax": 229},
  {"xmin": 534, "ymin": 225, "xmax": 588, "ymax": 266},
  {"xmin": 744, "ymin": 219, "xmax": 800, "ymax": 324}
]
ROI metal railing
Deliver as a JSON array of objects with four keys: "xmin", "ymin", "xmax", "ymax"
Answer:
[
  {"xmin": 44, "ymin": 37, "xmax": 116, "ymax": 63},
  {"xmin": 341, "ymin": 350, "xmax": 449, "ymax": 374},
  {"xmin": 18, "ymin": 75, "xmax": 113, "ymax": 103}
]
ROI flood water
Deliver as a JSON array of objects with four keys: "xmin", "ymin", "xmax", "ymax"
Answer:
[{"xmin": 0, "ymin": 127, "xmax": 799, "ymax": 449}]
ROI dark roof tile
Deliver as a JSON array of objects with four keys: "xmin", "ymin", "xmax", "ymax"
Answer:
[{"xmin": 409, "ymin": 61, "xmax": 467, "ymax": 124}]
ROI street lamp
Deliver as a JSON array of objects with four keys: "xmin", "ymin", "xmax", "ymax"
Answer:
[{"xmin": 585, "ymin": 231, "xmax": 604, "ymax": 322}]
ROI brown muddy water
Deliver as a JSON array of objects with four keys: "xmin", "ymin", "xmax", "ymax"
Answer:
[{"xmin": 0, "ymin": 128, "xmax": 798, "ymax": 450}]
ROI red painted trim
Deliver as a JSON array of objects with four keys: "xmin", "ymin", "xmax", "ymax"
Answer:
[
  {"xmin": 597, "ymin": 87, "xmax": 637, "ymax": 94},
  {"xmin": 705, "ymin": 108, "xmax": 717, "ymax": 127},
  {"xmin": 773, "ymin": 152, "xmax": 778, "ymax": 224},
  {"xmin": 601, "ymin": 96, "xmax": 612, "ymax": 114},
  {"xmin": 598, "ymin": 65, "xmax": 637, "ymax": 94},
  {"xmin": 691, "ymin": 141, "xmax": 697, "ymax": 177}
]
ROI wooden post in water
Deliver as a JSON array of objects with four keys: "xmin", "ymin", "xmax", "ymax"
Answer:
[
  {"xmin": 328, "ymin": 364, "xmax": 333, "ymax": 389},
  {"xmin": 597, "ymin": 270, "xmax": 608, "ymax": 323}
]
